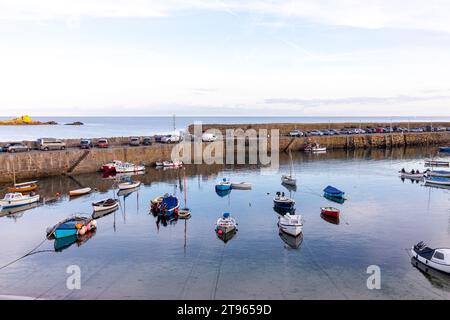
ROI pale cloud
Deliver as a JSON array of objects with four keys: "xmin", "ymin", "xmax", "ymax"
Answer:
[{"xmin": 1, "ymin": 0, "xmax": 450, "ymax": 33}]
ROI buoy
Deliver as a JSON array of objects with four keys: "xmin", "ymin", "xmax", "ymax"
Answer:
[
  {"xmin": 217, "ymin": 229, "xmax": 223, "ymax": 235},
  {"xmin": 75, "ymin": 223, "xmax": 82, "ymax": 229},
  {"xmin": 90, "ymin": 220, "xmax": 97, "ymax": 228},
  {"xmin": 78, "ymin": 226, "xmax": 87, "ymax": 236}
]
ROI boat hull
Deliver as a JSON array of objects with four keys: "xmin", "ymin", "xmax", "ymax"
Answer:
[
  {"xmin": 231, "ymin": 183, "xmax": 252, "ymax": 190},
  {"xmin": 425, "ymin": 177, "xmax": 450, "ymax": 186},
  {"xmin": 54, "ymin": 228, "xmax": 78, "ymax": 239},
  {"xmin": 118, "ymin": 181, "xmax": 141, "ymax": 190},
  {"xmin": 321, "ymin": 207, "xmax": 340, "ymax": 218},
  {"xmin": 215, "ymin": 184, "xmax": 232, "ymax": 191},
  {"xmin": 0, "ymin": 195, "xmax": 40, "ymax": 209},
  {"xmin": 278, "ymin": 223, "xmax": 302, "ymax": 237},
  {"xmin": 7, "ymin": 184, "xmax": 37, "ymax": 193},
  {"xmin": 69, "ymin": 188, "xmax": 92, "ymax": 196},
  {"xmin": 411, "ymin": 248, "xmax": 450, "ymax": 274}
]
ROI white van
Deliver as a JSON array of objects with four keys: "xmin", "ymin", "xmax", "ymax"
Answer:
[
  {"xmin": 37, "ymin": 138, "xmax": 66, "ymax": 151},
  {"xmin": 202, "ymin": 133, "xmax": 217, "ymax": 142}
]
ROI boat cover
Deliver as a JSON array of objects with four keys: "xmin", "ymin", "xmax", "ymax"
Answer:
[
  {"xmin": 162, "ymin": 195, "xmax": 178, "ymax": 209},
  {"xmin": 323, "ymin": 185, "xmax": 344, "ymax": 195},
  {"xmin": 223, "ymin": 212, "xmax": 230, "ymax": 218},
  {"xmin": 413, "ymin": 246, "xmax": 435, "ymax": 260}
]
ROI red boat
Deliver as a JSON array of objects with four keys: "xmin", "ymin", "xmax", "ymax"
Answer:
[
  {"xmin": 320, "ymin": 207, "xmax": 340, "ymax": 218},
  {"xmin": 101, "ymin": 160, "xmax": 123, "ymax": 173}
]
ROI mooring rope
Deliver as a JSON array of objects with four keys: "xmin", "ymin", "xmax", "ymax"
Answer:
[{"xmin": 0, "ymin": 237, "xmax": 48, "ymax": 271}]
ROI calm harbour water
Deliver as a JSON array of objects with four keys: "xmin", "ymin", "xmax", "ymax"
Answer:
[
  {"xmin": 1, "ymin": 146, "xmax": 450, "ymax": 299},
  {"xmin": 1, "ymin": 116, "xmax": 450, "ymax": 141}
]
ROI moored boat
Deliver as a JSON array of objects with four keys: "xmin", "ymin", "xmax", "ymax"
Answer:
[
  {"xmin": 411, "ymin": 241, "xmax": 450, "ymax": 274},
  {"xmin": 399, "ymin": 170, "xmax": 428, "ymax": 180},
  {"xmin": 321, "ymin": 207, "xmax": 340, "ymax": 219},
  {"xmin": 231, "ymin": 182, "xmax": 252, "ymax": 190},
  {"xmin": 281, "ymin": 175, "xmax": 296, "ymax": 186},
  {"xmin": 426, "ymin": 170, "xmax": 450, "ymax": 178},
  {"xmin": 215, "ymin": 212, "xmax": 237, "ymax": 235},
  {"xmin": 92, "ymin": 198, "xmax": 119, "ymax": 212},
  {"xmin": 69, "ymin": 187, "xmax": 92, "ymax": 197},
  {"xmin": 424, "ymin": 176, "xmax": 450, "ymax": 186},
  {"xmin": 304, "ymin": 142, "xmax": 326, "ymax": 153},
  {"xmin": 215, "ymin": 178, "xmax": 232, "ymax": 191},
  {"xmin": 273, "ymin": 192, "xmax": 295, "ymax": 210},
  {"xmin": 46, "ymin": 215, "xmax": 97, "ymax": 239},
  {"xmin": 101, "ymin": 160, "xmax": 123, "ymax": 172},
  {"xmin": 118, "ymin": 180, "xmax": 141, "ymax": 190},
  {"xmin": 150, "ymin": 196, "xmax": 163, "ymax": 213},
  {"xmin": 7, "ymin": 181, "xmax": 38, "ymax": 193},
  {"xmin": 278, "ymin": 214, "xmax": 303, "ymax": 237},
  {"xmin": 425, "ymin": 159, "xmax": 449, "ymax": 167},
  {"xmin": 0, "ymin": 192, "xmax": 40, "ymax": 209},
  {"xmin": 324, "ymin": 185, "xmax": 345, "ymax": 199},
  {"xmin": 152, "ymin": 194, "xmax": 180, "ymax": 215},
  {"xmin": 115, "ymin": 162, "xmax": 145, "ymax": 173}
]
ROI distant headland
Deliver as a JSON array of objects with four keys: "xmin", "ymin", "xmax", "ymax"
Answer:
[{"xmin": 0, "ymin": 115, "xmax": 83, "ymax": 126}]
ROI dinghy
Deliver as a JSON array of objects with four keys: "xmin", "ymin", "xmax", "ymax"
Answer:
[
  {"xmin": 278, "ymin": 214, "xmax": 303, "ymax": 237},
  {"xmin": 273, "ymin": 192, "xmax": 295, "ymax": 210},
  {"xmin": 153, "ymin": 194, "xmax": 180, "ymax": 215},
  {"xmin": 321, "ymin": 207, "xmax": 340, "ymax": 219},
  {"xmin": 0, "ymin": 193, "xmax": 40, "ymax": 209},
  {"xmin": 118, "ymin": 180, "xmax": 141, "ymax": 190},
  {"xmin": 215, "ymin": 178, "xmax": 232, "ymax": 191},
  {"xmin": 424, "ymin": 176, "xmax": 450, "ymax": 186},
  {"xmin": 7, "ymin": 181, "xmax": 38, "ymax": 193},
  {"xmin": 425, "ymin": 159, "xmax": 449, "ymax": 167},
  {"xmin": 231, "ymin": 182, "xmax": 252, "ymax": 190},
  {"xmin": 92, "ymin": 198, "xmax": 119, "ymax": 212},
  {"xmin": 427, "ymin": 170, "xmax": 450, "ymax": 178},
  {"xmin": 324, "ymin": 185, "xmax": 345, "ymax": 199},
  {"xmin": 399, "ymin": 170, "xmax": 427, "ymax": 180},
  {"xmin": 46, "ymin": 216, "xmax": 97, "ymax": 239},
  {"xmin": 215, "ymin": 212, "xmax": 237, "ymax": 234},
  {"xmin": 69, "ymin": 187, "xmax": 92, "ymax": 197},
  {"xmin": 411, "ymin": 241, "xmax": 450, "ymax": 274}
]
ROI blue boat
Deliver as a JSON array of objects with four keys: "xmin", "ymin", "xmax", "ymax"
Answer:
[
  {"xmin": 439, "ymin": 146, "xmax": 450, "ymax": 153},
  {"xmin": 215, "ymin": 178, "xmax": 232, "ymax": 191},
  {"xmin": 47, "ymin": 216, "xmax": 96, "ymax": 239},
  {"xmin": 160, "ymin": 194, "xmax": 180, "ymax": 215},
  {"xmin": 324, "ymin": 186, "xmax": 345, "ymax": 200},
  {"xmin": 216, "ymin": 189, "xmax": 231, "ymax": 198}
]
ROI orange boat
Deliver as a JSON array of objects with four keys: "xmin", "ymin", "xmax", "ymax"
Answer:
[{"xmin": 7, "ymin": 181, "xmax": 38, "ymax": 193}]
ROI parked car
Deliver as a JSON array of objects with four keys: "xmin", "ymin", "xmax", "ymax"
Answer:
[
  {"xmin": 142, "ymin": 137, "xmax": 152, "ymax": 145},
  {"xmin": 79, "ymin": 139, "xmax": 93, "ymax": 149},
  {"xmin": 410, "ymin": 127, "xmax": 424, "ymax": 132},
  {"xmin": 161, "ymin": 134, "xmax": 181, "ymax": 144},
  {"xmin": 366, "ymin": 127, "xmax": 376, "ymax": 134},
  {"xmin": 376, "ymin": 127, "xmax": 387, "ymax": 133},
  {"xmin": 37, "ymin": 138, "xmax": 66, "ymax": 151},
  {"xmin": 129, "ymin": 137, "xmax": 141, "ymax": 146},
  {"xmin": 97, "ymin": 138, "xmax": 109, "ymax": 148},
  {"xmin": 288, "ymin": 130, "xmax": 304, "ymax": 137},
  {"xmin": 321, "ymin": 129, "xmax": 332, "ymax": 136},
  {"xmin": 435, "ymin": 127, "xmax": 447, "ymax": 132},
  {"xmin": 2, "ymin": 142, "xmax": 29, "ymax": 153},
  {"xmin": 308, "ymin": 130, "xmax": 323, "ymax": 136},
  {"xmin": 329, "ymin": 129, "xmax": 339, "ymax": 135}
]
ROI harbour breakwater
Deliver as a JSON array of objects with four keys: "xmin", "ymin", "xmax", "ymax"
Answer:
[{"xmin": 0, "ymin": 128, "xmax": 450, "ymax": 183}]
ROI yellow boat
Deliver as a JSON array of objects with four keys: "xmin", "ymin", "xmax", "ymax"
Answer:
[{"xmin": 7, "ymin": 181, "xmax": 38, "ymax": 193}]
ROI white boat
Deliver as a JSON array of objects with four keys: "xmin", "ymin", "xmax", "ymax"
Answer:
[
  {"xmin": 427, "ymin": 170, "xmax": 450, "ymax": 178},
  {"xmin": 411, "ymin": 242, "xmax": 450, "ymax": 274},
  {"xmin": 101, "ymin": 160, "xmax": 123, "ymax": 172},
  {"xmin": 7, "ymin": 180, "xmax": 38, "ymax": 193},
  {"xmin": 0, "ymin": 193, "xmax": 40, "ymax": 209},
  {"xmin": 425, "ymin": 159, "xmax": 449, "ymax": 167},
  {"xmin": 281, "ymin": 150, "xmax": 297, "ymax": 186},
  {"xmin": 304, "ymin": 142, "xmax": 327, "ymax": 153},
  {"xmin": 92, "ymin": 198, "xmax": 119, "ymax": 212},
  {"xmin": 424, "ymin": 176, "xmax": 450, "ymax": 186},
  {"xmin": 215, "ymin": 212, "xmax": 237, "ymax": 234},
  {"xmin": 155, "ymin": 160, "xmax": 183, "ymax": 167},
  {"xmin": 118, "ymin": 180, "xmax": 141, "ymax": 190},
  {"xmin": 69, "ymin": 187, "xmax": 92, "ymax": 197},
  {"xmin": 278, "ymin": 214, "xmax": 303, "ymax": 237},
  {"xmin": 115, "ymin": 162, "xmax": 145, "ymax": 173},
  {"xmin": 399, "ymin": 170, "xmax": 428, "ymax": 180},
  {"xmin": 231, "ymin": 182, "xmax": 252, "ymax": 190}
]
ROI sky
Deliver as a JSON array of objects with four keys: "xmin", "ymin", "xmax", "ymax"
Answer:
[{"xmin": 1, "ymin": 0, "xmax": 450, "ymax": 117}]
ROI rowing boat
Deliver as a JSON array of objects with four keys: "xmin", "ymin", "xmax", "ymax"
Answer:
[{"xmin": 69, "ymin": 187, "xmax": 92, "ymax": 197}]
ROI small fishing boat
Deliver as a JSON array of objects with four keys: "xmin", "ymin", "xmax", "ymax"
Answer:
[
  {"xmin": 46, "ymin": 216, "xmax": 97, "ymax": 239},
  {"xmin": 92, "ymin": 198, "xmax": 119, "ymax": 212},
  {"xmin": 439, "ymin": 146, "xmax": 450, "ymax": 153},
  {"xmin": 425, "ymin": 159, "xmax": 449, "ymax": 167},
  {"xmin": 399, "ymin": 170, "xmax": 428, "ymax": 180},
  {"xmin": 278, "ymin": 214, "xmax": 303, "ymax": 237},
  {"xmin": 215, "ymin": 212, "xmax": 237, "ymax": 234},
  {"xmin": 231, "ymin": 182, "xmax": 252, "ymax": 190},
  {"xmin": 69, "ymin": 187, "xmax": 92, "ymax": 197},
  {"xmin": 7, "ymin": 181, "xmax": 38, "ymax": 193},
  {"xmin": 321, "ymin": 207, "xmax": 340, "ymax": 219},
  {"xmin": 0, "ymin": 192, "xmax": 40, "ymax": 209},
  {"xmin": 118, "ymin": 180, "xmax": 141, "ymax": 190},
  {"xmin": 101, "ymin": 160, "xmax": 123, "ymax": 172},
  {"xmin": 424, "ymin": 176, "xmax": 450, "ymax": 186},
  {"xmin": 115, "ymin": 162, "xmax": 145, "ymax": 173},
  {"xmin": 281, "ymin": 175, "xmax": 296, "ymax": 186},
  {"xmin": 215, "ymin": 178, "xmax": 232, "ymax": 191},
  {"xmin": 426, "ymin": 170, "xmax": 450, "ymax": 178},
  {"xmin": 324, "ymin": 185, "xmax": 345, "ymax": 199},
  {"xmin": 156, "ymin": 194, "xmax": 180, "ymax": 215},
  {"xmin": 411, "ymin": 241, "xmax": 450, "ymax": 274},
  {"xmin": 304, "ymin": 142, "xmax": 327, "ymax": 153},
  {"xmin": 273, "ymin": 192, "xmax": 295, "ymax": 210}
]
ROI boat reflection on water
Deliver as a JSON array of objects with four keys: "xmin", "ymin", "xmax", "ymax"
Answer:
[
  {"xmin": 423, "ymin": 182, "xmax": 450, "ymax": 190},
  {"xmin": 154, "ymin": 212, "xmax": 178, "ymax": 229},
  {"xmin": 279, "ymin": 231, "xmax": 303, "ymax": 249},
  {"xmin": 54, "ymin": 230, "xmax": 97, "ymax": 252},
  {"xmin": 0, "ymin": 202, "xmax": 40, "ymax": 220},
  {"xmin": 215, "ymin": 189, "xmax": 231, "ymax": 198},
  {"xmin": 92, "ymin": 206, "xmax": 119, "ymax": 219},
  {"xmin": 400, "ymin": 177, "xmax": 421, "ymax": 184},
  {"xmin": 411, "ymin": 257, "xmax": 450, "ymax": 291},
  {"xmin": 102, "ymin": 171, "xmax": 144, "ymax": 180},
  {"xmin": 320, "ymin": 213, "xmax": 340, "ymax": 225},
  {"xmin": 216, "ymin": 229, "xmax": 237, "ymax": 243},
  {"xmin": 281, "ymin": 182, "xmax": 297, "ymax": 193},
  {"xmin": 117, "ymin": 186, "xmax": 140, "ymax": 197},
  {"xmin": 273, "ymin": 206, "xmax": 295, "ymax": 216},
  {"xmin": 324, "ymin": 193, "xmax": 346, "ymax": 204}
]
